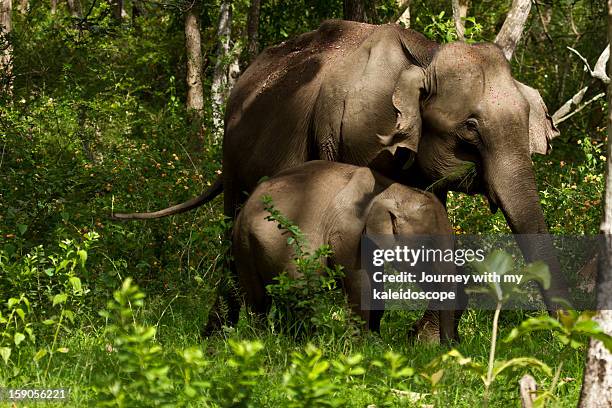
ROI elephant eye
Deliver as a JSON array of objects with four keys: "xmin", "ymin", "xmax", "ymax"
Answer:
[{"xmin": 465, "ymin": 118, "xmax": 479, "ymax": 132}]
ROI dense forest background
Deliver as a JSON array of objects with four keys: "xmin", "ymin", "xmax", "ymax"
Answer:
[{"xmin": 0, "ymin": 0, "xmax": 610, "ymax": 406}]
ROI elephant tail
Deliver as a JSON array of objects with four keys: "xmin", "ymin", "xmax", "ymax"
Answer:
[{"xmin": 110, "ymin": 175, "xmax": 223, "ymax": 220}]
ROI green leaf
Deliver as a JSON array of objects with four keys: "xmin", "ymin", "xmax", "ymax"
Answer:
[
  {"xmin": 33, "ymin": 348, "xmax": 48, "ymax": 362},
  {"xmin": 430, "ymin": 369, "xmax": 444, "ymax": 386},
  {"xmin": 69, "ymin": 277, "xmax": 82, "ymax": 293},
  {"xmin": 17, "ymin": 224, "xmax": 27, "ymax": 235},
  {"xmin": 53, "ymin": 293, "xmax": 68, "ymax": 306},
  {"xmin": 589, "ymin": 332, "xmax": 612, "ymax": 353},
  {"xmin": 14, "ymin": 332, "xmax": 25, "ymax": 346},
  {"xmin": 493, "ymin": 357, "xmax": 552, "ymax": 378},
  {"xmin": 310, "ymin": 360, "xmax": 330, "ymax": 378},
  {"xmin": 505, "ymin": 316, "xmax": 563, "ymax": 343},
  {"xmin": 77, "ymin": 250, "xmax": 87, "ymax": 268},
  {"xmin": 0, "ymin": 347, "xmax": 11, "ymax": 364}
]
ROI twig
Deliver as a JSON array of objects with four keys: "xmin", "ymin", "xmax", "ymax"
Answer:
[
  {"xmin": 533, "ymin": 0, "xmax": 553, "ymax": 44},
  {"xmin": 554, "ymin": 92, "xmax": 605, "ymax": 126},
  {"xmin": 567, "ymin": 45, "xmax": 610, "ymax": 84},
  {"xmin": 551, "ymin": 86, "xmax": 588, "ymax": 124},
  {"xmin": 0, "ymin": 137, "xmax": 5, "ymax": 170}
]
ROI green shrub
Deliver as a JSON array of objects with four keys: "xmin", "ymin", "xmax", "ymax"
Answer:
[{"xmin": 261, "ymin": 195, "xmax": 361, "ymax": 340}]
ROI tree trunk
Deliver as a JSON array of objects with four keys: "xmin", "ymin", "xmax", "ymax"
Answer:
[
  {"xmin": 185, "ymin": 2, "xmax": 204, "ymax": 119},
  {"xmin": 494, "ymin": 0, "xmax": 532, "ymax": 61},
  {"xmin": 344, "ymin": 0, "xmax": 366, "ymax": 22},
  {"xmin": 395, "ymin": 0, "xmax": 410, "ymax": 27},
  {"xmin": 66, "ymin": 0, "xmax": 82, "ymax": 18},
  {"xmin": 132, "ymin": 0, "xmax": 142, "ymax": 31},
  {"xmin": 211, "ymin": 0, "xmax": 232, "ymax": 142},
  {"xmin": 17, "ymin": 0, "xmax": 26, "ymax": 14},
  {"xmin": 227, "ymin": 45, "xmax": 241, "ymax": 92},
  {"xmin": 51, "ymin": 0, "xmax": 57, "ymax": 14},
  {"xmin": 246, "ymin": 0, "xmax": 260, "ymax": 63},
  {"xmin": 112, "ymin": 0, "xmax": 127, "ymax": 20},
  {"xmin": 452, "ymin": 0, "xmax": 468, "ymax": 41},
  {"xmin": 0, "ymin": 0, "xmax": 12, "ymax": 95},
  {"xmin": 577, "ymin": 2, "xmax": 612, "ymax": 406}
]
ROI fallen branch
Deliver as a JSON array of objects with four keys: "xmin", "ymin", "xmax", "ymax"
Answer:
[
  {"xmin": 551, "ymin": 86, "xmax": 588, "ymax": 124},
  {"xmin": 551, "ymin": 44, "xmax": 610, "ymax": 129}
]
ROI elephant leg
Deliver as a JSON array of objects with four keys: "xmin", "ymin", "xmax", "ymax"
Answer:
[
  {"xmin": 439, "ymin": 310, "xmax": 456, "ymax": 343},
  {"xmin": 226, "ymin": 258, "xmax": 242, "ymax": 326},
  {"xmin": 411, "ymin": 309, "xmax": 457, "ymax": 344},
  {"xmin": 409, "ymin": 309, "xmax": 440, "ymax": 343},
  {"xmin": 203, "ymin": 181, "xmax": 243, "ymax": 334},
  {"xmin": 239, "ymin": 256, "xmax": 270, "ymax": 325},
  {"xmin": 343, "ymin": 268, "xmax": 385, "ymax": 332},
  {"xmin": 368, "ymin": 309, "xmax": 384, "ymax": 332}
]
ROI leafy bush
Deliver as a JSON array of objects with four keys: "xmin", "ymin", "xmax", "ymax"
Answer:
[
  {"xmin": 417, "ymin": 11, "xmax": 483, "ymax": 43},
  {"xmin": 0, "ymin": 232, "xmax": 96, "ymax": 378},
  {"xmin": 261, "ymin": 195, "xmax": 361, "ymax": 341}
]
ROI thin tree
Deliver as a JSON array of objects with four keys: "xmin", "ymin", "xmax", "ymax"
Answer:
[
  {"xmin": 0, "ymin": 0, "xmax": 12, "ymax": 95},
  {"xmin": 577, "ymin": 2, "xmax": 612, "ymax": 406},
  {"xmin": 494, "ymin": 0, "xmax": 532, "ymax": 60},
  {"xmin": 132, "ymin": 0, "xmax": 143, "ymax": 31},
  {"xmin": 452, "ymin": 0, "xmax": 468, "ymax": 41},
  {"xmin": 211, "ymin": 0, "xmax": 232, "ymax": 142},
  {"xmin": 344, "ymin": 0, "xmax": 366, "ymax": 22},
  {"xmin": 246, "ymin": 0, "xmax": 260, "ymax": 63},
  {"xmin": 112, "ymin": 0, "xmax": 127, "ymax": 20},
  {"xmin": 51, "ymin": 0, "xmax": 57, "ymax": 14},
  {"xmin": 185, "ymin": 0, "xmax": 204, "ymax": 120},
  {"xmin": 66, "ymin": 0, "xmax": 82, "ymax": 18}
]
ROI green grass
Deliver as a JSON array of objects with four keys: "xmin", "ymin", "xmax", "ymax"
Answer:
[{"xmin": 0, "ymin": 294, "xmax": 587, "ymax": 407}]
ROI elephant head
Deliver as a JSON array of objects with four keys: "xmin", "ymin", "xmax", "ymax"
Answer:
[{"xmin": 386, "ymin": 41, "xmax": 567, "ymax": 307}]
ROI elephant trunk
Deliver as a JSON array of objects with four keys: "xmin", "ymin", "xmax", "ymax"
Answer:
[{"xmin": 484, "ymin": 153, "xmax": 570, "ymax": 310}]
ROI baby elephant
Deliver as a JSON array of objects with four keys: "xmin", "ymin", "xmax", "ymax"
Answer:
[{"xmin": 233, "ymin": 160, "xmax": 457, "ymax": 342}]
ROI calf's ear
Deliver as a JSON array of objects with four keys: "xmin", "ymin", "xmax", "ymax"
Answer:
[{"xmin": 365, "ymin": 198, "xmax": 398, "ymax": 236}]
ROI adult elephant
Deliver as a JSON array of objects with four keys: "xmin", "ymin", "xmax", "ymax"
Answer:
[{"xmin": 113, "ymin": 20, "xmax": 568, "ymax": 312}]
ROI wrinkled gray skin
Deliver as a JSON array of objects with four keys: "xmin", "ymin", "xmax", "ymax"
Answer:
[
  {"xmin": 114, "ymin": 20, "xmax": 568, "ymax": 319},
  {"xmin": 234, "ymin": 161, "xmax": 457, "ymax": 343}
]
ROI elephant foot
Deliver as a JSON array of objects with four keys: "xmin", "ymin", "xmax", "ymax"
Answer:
[{"xmin": 408, "ymin": 310, "xmax": 440, "ymax": 344}]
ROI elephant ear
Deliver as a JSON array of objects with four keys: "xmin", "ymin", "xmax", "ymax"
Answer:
[
  {"xmin": 514, "ymin": 80, "xmax": 559, "ymax": 155},
  {"xmin": 386, "ymin": 65, "xmax": 428, "ymax": 153},
  {"xmin": 331, "ymin": 167, "xmax": 380, "ymax": 240},
  {"xmin": 365, "ymin": 197, "xmax": 398, "ymax": 236}
]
